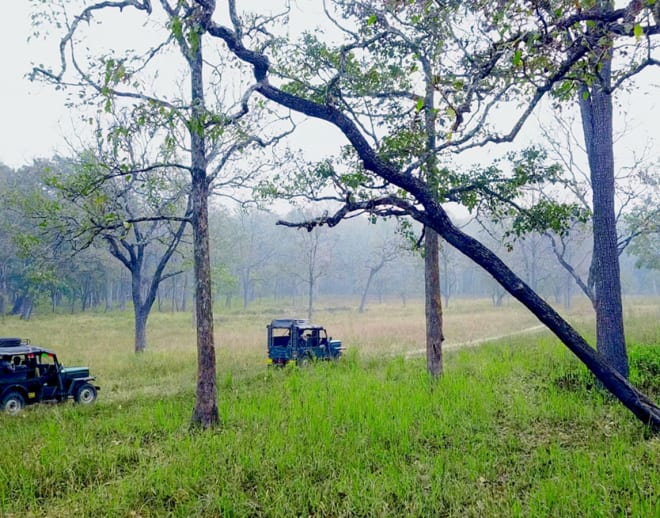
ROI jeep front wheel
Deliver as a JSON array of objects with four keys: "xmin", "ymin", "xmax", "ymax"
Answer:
[
  {"xmin": 2, "ymin": 392, "xmax": 25, "ymax": 415},
  {"xmin": 74, "ymin": 383, "xmax": 97, "ymax": 405}
]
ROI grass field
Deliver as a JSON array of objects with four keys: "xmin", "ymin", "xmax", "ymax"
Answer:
[{"xmin": 0, "ymin": 297, "xmax": 659, "ymax": 516}]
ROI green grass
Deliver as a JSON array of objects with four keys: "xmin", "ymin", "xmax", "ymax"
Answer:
[{"xmin": 0, "ymin": 301, "xmax": 659, "ymax": 517}]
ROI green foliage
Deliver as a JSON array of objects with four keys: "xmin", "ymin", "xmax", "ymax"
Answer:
[
  {"xmin": 508, "ymin": 200, "xmax": 589, "ymax": 238},
  {"xmin": 629, "ymin": 345, "xmax": 660, "ymax": 393},
  {"xmin": 378, "ymin": 128, "xmax": 426, "ymax": 167},
  {"xmin": 457, "ymin": 147, "xmax": 590, "ymax": 248},
  {"xmin": 170, "ymin": 16, "xmax": 183, "ymax": 40},
  {"xmin": 187, "ymin": 28, "xmax": 200, "ymax": 55},
  {"xmin": 512, "ymin": 48, "xmax": 523, "ymax": 67}
]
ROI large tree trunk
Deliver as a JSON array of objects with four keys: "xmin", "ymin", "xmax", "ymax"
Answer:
[
  {"xmin": 19, "ymin": 297, "xmax": 33, "ymax": 321},
  {"xmin": 191, "ymin": 172, "xmax": 218, "ymax": 427},
  {"xmin": 130, "ymin": 263, "xmax": 147, "ymax": 353},
  {"xmin": 423, "ymin": 69, "xmax": 444, "ymax": 378},
  {"xmin": 578, "ymin": 13, "xmax": 628, "ymax": 378},
  {"xmin": 134, "ymin": 306, "xmax": 148, "ymax": 354},
  {"xmin": 425, "ymin": 229, "xmax": 444, "ymax": 377},
  {"xmin": 190, "ymin": 35, "xmax": 219, "ymax": 429}
]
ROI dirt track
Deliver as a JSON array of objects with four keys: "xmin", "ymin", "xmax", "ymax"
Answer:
[{"xmin": 403, "ymin": 324, "xmax": 547, "ymax": 359}]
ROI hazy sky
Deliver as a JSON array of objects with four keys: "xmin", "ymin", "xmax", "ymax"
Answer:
[
  {"xmin": 1, "ymin": 4, "xmax": 70, "ymax": 167},
  {"xmin": 1, "ymin": 3, "xmax": 658, "ymax": 171},
  {"xmin": 0, "ymin": 2, "xmax": 342, "ymax": 169}
]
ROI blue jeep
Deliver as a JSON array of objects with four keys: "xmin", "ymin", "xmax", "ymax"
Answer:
[
  {"xmin": 0, "ymin": 337, "xmax": 99, "ymax": 415},
  {"xmin": 267, "ymin": 319, "xmax": 343, "ymax": 366}
]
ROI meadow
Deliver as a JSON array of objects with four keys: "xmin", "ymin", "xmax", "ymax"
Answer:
[{"xmin": 0, "ymin": 297, "xmax": 659, "ymax": 517}]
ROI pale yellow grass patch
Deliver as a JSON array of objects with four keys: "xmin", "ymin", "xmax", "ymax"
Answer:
[{"xmin": 1, "ymin": 295, "xmax": 656, "ymax": 402}]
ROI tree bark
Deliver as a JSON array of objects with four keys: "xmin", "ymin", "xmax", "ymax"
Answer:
[
  {"xmin": 422, "ymin": 59, "xmax": 444, "ymax": 377},
  {"xmin": 135, "ymin": 307, "xmax": 148, "ymax": 354},
  {"xmin": 130, "ymin": 264, "xmax": 147, "ymax": 353},
  {"xmin": 425, "ymin": 229, "xmax": 444, "ymax": 377},
  {"xmin": 189, "ymin": 34, "xmax": 219, "ymax": 429},
  {"xmin": 578, "ymin": 11, "xmax": 628, "ymax": 378}
]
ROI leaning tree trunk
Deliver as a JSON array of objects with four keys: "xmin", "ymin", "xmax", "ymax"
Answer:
[
  {"xmin": 425, "ymin": 229, "xmax": 444, "ymax": 377},
  {"xmin": 190, "ymin": 34, "xmax": 219, "ymax": 429},
  {"xmin": 433, "ymin": 205, "xmax": 660, "ymax": 429},
  {"xmin": 578, "ymin": 41, "xmax": 628, "ymax": 378}
]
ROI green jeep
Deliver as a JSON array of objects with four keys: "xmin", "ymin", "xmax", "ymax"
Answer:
[
  {"xmin": 267, "ymin": 319, "xmax": 343, "ymax": 366},
  {"xmin": 0, "ymin": 338, "xmax": 99, "ymax": 415}
]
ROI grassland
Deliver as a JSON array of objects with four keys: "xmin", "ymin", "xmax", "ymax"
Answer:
[{"xmin": 0, "ymin": 297, "xmax": 659, "ymax": 517}]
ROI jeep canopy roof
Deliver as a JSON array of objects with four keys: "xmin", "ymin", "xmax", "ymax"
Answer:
[
  {"xmin": 0, "ymin": 338, "xmax": 27, "ymax": 348},
  {"xmin": 0, "ymin": 345, "xmax": 55, "ymax": 357},
  {"xmin": 268, "ymin": 319, "xmax": 325, "ymax": 330}
]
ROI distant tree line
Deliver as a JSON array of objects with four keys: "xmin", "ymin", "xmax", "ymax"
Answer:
[{"xmin": 1, "ymin": 158, "xmax": 657, "ymax": 323}]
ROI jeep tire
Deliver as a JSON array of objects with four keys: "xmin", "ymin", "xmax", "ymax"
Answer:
[
  {"xmin": 74, "ymin": 383, "xmax": 97, "ymax": 405},
  {"xmin": 2, "ymin": 391, "xmax": 25, "ymax": 415}
]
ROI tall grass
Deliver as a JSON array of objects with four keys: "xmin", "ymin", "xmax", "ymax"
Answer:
[{"xmin": 0, "ymin": 297, "xmax": 658, "ymax": 516}]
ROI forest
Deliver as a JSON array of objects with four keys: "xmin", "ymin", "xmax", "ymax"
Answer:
[
  {"xmin": 1, "ymin": 161, "xmax": 657, "ymax": 322},
  {"xmin": 1, "ymin": 0, "xmax": 659, "ymax": 516}
]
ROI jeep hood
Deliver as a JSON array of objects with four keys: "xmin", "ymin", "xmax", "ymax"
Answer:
[{"xmin": 60, "ymin": 366, "xmax": 90, "ymax": 378}]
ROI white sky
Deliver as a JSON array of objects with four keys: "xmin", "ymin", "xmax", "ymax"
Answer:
[
  {"xmin": 1, "ymin": 2, "xmax": 658, "ymax": 171},
  {"xmin": 0, "ymin": 2, "xmax": 341, "ymax": 168},
  {"xmin": 1, "ymin": 4, "xmax": 72, "ymax": 167}
]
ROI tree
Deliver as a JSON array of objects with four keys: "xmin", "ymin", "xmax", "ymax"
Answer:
[
  {"xmin": 0, "ymin": 159, "xmax": 107, "ymax": 319},
  {"xmin": 209, "ymin": 0, "xmax": 660, "ymax": 428},
  {"xmin": 0, "ymin": 163, "xmax": 26, "ymax": 319},
  {"xmin": 288, "ymin": 216, "xmax": 332, "ymax": 320},
  {"xmin": 358, "ymin": 235, "xmax": 400, "ymax": 313},
  {"xmin": 628, "ymin": 231, "xmax": 660, "ymax": 272},
  {"xmin": 16, "ymin": 123, "xmax": 194, "ymax": 350},
  {"xmin": 627, "ymin": 203, "xmax": 660, "ymax": 294},
  {"xmin": 536, "ymin": 108, "xmax": 659, "ymax": 336},
  {"xmin": 521, "ymin": 0, "xmax": 659, "ymax": 377},
  {"xmin": 32, "ymin": 0, "xmax": 290, "ymax": 427},
  {"xmin": 575, "ymin": 0, "xmax": 627, "ymax": 376}
]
